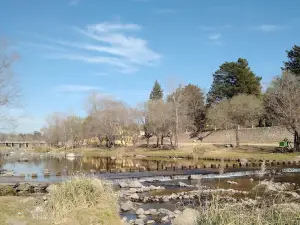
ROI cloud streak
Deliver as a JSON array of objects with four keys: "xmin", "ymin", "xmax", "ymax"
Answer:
[
  {"xmin": 56, "ymin": 85, "xmax": 101, "ymax": 92},
  {"xmin": 27, "ymin": 21, "xmax": 161, "ymax": 73},
  {"xmin": 251, "ymin": 24, "xmax": 283, "ymax": 32},
  {"xmin": 208, "ymin": 33, "xmax": 221, "ymax": 40}
]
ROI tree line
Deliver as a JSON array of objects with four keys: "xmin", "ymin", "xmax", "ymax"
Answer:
[{"xmin": 2, "ymin": 43, "xmax": 300, "ymax": 150}]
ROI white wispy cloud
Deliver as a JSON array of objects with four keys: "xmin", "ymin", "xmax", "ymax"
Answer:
[
  {"xmin": 251, "ymin": 24, "xmax": 283, "ymax": 32},
  {"xmin": 27, "ymin": 21, "xmax": 161, "ymax": 74},
  {"xmin": 208, "ymin": 33, "xmax": 221, "ymax": 40},
  {"xmin": 154, "ymin": 9, "xmax": 177, "ymax": 15},
  {"xmin": 69, "ymin": 0, "xmax": 80, "ymax": 6},
  {"xmin": 199, "ymin": 24, "xmax": 232, "ymax": 32},
  {"xmin": 56, "ymin": 85, "xmax": 101, "ymax": 92}
]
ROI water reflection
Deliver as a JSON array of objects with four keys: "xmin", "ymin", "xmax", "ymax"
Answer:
[{"xmin": 1, "ymin": 156, "xmax": 209, "ymax": 176}]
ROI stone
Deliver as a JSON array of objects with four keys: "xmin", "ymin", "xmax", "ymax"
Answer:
[
  {"xmin": 174, "ymin": 210, "xmax": 181, "ymax": 214},
  {"xmin": 128, "ymin": 181, "xmax": 143, "ymax": 188},
  {"xmin": 128, "ymin": 188, "xmax": 138, "ymax": 193},
  {"xmin": 1, "ymin": 171, "xmax": 14, "ymax": 177},
  {"xmin": 162, "ymin": 197, "xmax": 169, "ymax": 202},
  {"xmin": 121, "ymin": 201, "xmax": 134, "ymax": 212},
  {"xmin": 188, "ymin": 174, "xmax": 202, "ymax": 180},
  {"xmin": 119, "ymin": 182, "xmax": 128, "ymax": 188},
  {"xmin": 134, "ymin": 219, "xmax": 144, "ymax": 225},
  {"xmin": 158, "ymin": 208, "xmax": 173, "ymax": 216},
  {"xmin": 15, "ymin": 183, "xmax": 33, "ymax": 192},
  {"xmin": 144, "ymin": 210, "xmax": 150, "ymax": 215},
  {"xmin": 161, "ymin": 216, "xmax": 169, "ymax": 224},
  {"xmin": 129, "ymin": 193, "xmax": 139, "ymax": 200},
  {"xmin": 227, "ymin": 180, "xmax": 238, "ymax": 185},
  {"xmin": 138, "ymin": 214, "xmax": 147, "ymax": 219},
  {"xmin": 136, "ymin": 208, "xmax": 145, "ymax": 215},
  {"xmin": 146, "ymin": 220, "xmax": 155, "ymax": 224},
  {"xmin": 149, "ymin": 208, "xmax": 157, "ymax": 215}
]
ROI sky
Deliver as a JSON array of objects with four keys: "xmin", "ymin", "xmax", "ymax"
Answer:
[{"xmin": 0, "ymin": 0, "xmax": 299, "ymax": 133}]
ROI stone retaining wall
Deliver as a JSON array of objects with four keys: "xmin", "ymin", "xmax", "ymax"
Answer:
[{"xmin": 200, "ymin": 126, "xmax": 293, "ymax": 144}]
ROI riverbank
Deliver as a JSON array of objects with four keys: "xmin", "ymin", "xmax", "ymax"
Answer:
[{"xmin": 33, "ymin": 143, "xmax": 300, "ymax": 161}]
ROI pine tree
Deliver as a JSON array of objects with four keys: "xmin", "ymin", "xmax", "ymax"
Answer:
[
  {"xmin": 283, "ymin": 45, "xmax": 300, "ymax": 75},
  {"xmin": 207, "ymin": 58, "xmax": 261, "ymax": 104},
  {"xmin": 149, "ymin": 80, "xmax": 163, "ymax": 100}
]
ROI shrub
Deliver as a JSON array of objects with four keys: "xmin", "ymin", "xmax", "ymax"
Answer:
[{"xmin": 45, "ymin": 175, "xmax": 121, "ymax": 225}]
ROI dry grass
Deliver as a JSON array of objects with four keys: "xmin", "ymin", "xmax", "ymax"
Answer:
[
  {"xmin": 195, "ymin": 194, "xmax": 300, "ymax": 225},
  {"xmin": 0, "ymin": 196, "xmax": 48, "ymax": 225},
  {"xmin": 45, "ymin": 175, "xmax": 121, "ymax": 225}
]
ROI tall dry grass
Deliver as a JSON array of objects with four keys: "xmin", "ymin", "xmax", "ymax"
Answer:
[
  {"xmin": 45, "ymin": 175, "xmax": 121, "ymax": 225},
  {"xmin": 196, "ymin": 195, "xmax": 300, "ymax": 225}
]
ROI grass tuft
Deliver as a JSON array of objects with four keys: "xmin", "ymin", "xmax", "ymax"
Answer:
[{"xmin": 45, "ymin": 175, "xmax": 121, "ymax": 225}]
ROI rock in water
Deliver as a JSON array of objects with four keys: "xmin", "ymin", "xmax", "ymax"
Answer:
[
  {"xmin": 120, "ymin": 201, "xmax": 134, "ymax": 212},
  {"xmin": 134, "ymin": 219, "xmax": 144, "ymax": 225},
  {"xmin": 128, "ymin": 181, "xmax": 143, "ymax": 188},
  {"xmin": 119, "ymin": 182, "xmax": 128, "ymax": 188},
  {"xmin": 136, "ymin": 208, "xmax": 145, "ymax": 215}
]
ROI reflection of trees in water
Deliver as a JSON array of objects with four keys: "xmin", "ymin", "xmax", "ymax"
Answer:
[{"xmin": 1, "ymin": 155, "xmax": 204, "ymax": 173}]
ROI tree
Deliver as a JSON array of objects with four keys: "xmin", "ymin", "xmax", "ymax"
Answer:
[
  {"xmin": 208, "ymin": 94, "xmax": 263, "ymax": 147},
  {"xmin": 149, "ymin": 80, "xmax": 163, "ymax": 100},
  {"xmin": 182, "ymin": 84, "xmax": 206, "ymax": 135},
  {"xmin": 148, "ymin": 99, "xmax": 173, "ymax": 147},
  {"xmin": 265, "ymin": 72, "xmax": 300, "ymax": 151},
  {"xmin": 0, "ymin": 39, "xmax": 21, "ymax": 129},
  {"xmin": 167, "ymin": 85, "xmax": 189, "ymax": 148},
  {"xmin": 283, "ymin": 45, "xmax": 300, "ymax": 75},
  {"xmin": 207, "ymin": 58, "xmax": 261, "ymax": 104},
  {"xmin": 86, "ymin": 92, "xmax": 128, "ymax": 148}
]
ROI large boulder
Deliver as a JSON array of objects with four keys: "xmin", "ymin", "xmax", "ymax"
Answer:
[
  {"xmin": 136, "ymin": 208, "xmax": 145, "ymax": 215},
  {"xmin": 119, "ymin": 182, "xmax": 128, "ymax": 188},
  {"xmin": 129, "ymin": 193, "xmax": 139, "ymax": 200},
  {"xmin": 128, "ymin": 181, "xmax": 143, "ymax": 188},
  {"xmin": 120, "ymin": 201, "xmax": 134, "ymax": 212},
  {"xmin": 158, "ymin": 208, "xmax": 173, "ymax": 216}
]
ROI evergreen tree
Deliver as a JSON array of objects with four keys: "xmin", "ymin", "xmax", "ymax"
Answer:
[
  {"xmin": 283, "ymin": 45, "xmax": 300, "ymax": 75},
  {"xmin": 149, "ymin": 80, "xmax": 163, "ymax": 100},
  {"xmin": 207, "ymin": 58, "xmax": 261, "ymax": 104}
]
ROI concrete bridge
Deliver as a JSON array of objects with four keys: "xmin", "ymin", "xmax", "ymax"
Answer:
[{"xmin": 0, "ymin": 141, "xmax": 47, "ymax": 148}]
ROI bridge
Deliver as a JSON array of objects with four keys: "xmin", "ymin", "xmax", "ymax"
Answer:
[{"xmin": 0, "ymin": 141, "xmax": 47, "ymax": 148}]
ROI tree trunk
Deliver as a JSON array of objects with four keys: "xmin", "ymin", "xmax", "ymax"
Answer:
[
  {"xmin": 161, "ymin": 134, "xmax": 164, "ymax": 146},
  {"xmin": 146, "ymin": 138, "xmax": 150, "ymax": 147},
  {"xmin": 294, "ymin": 131, "xmax": 300, "ymax": 152},
  {"xmin": 170, "ymin": 136, "xmax": 173, "ymax": 148},
  {"xmin": 235, "ymin": 125, "xmax": 240, "ymax": 147},
  {"xmin": 156, "ymin": 136, "xmax": 159, "ymax": 148}
]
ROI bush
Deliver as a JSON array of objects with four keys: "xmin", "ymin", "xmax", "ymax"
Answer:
[{"xmin": 45, "ymin": 175, "xmax": 121, "ymax": 225}]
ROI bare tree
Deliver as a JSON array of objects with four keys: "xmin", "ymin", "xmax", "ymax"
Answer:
[
  {"xmin": 64, "ymin": 115, "xmax": 83, "ymax": 148},
  {"xmin": 0, "ymin": 39, "xmax": 21, "ymax": 129},
  {"xmin": 208, "ymin": 94, "xmax": 263, "ymax": 147},
  {"xmin": 265, "ymin": 72, "xmax": 300, "ymax": 151},
  {"xmin": 86, "ymin": 92, "xmax": 128, "ymax": 148},
  {"xmin": 148, "ymin": 99, "xmax": 173, "ymax": 147}
]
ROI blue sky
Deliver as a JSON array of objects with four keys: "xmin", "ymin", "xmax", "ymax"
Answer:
[{"xmin": 0, "ymin": 0, "xmax": 299, "ymax": 133}]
